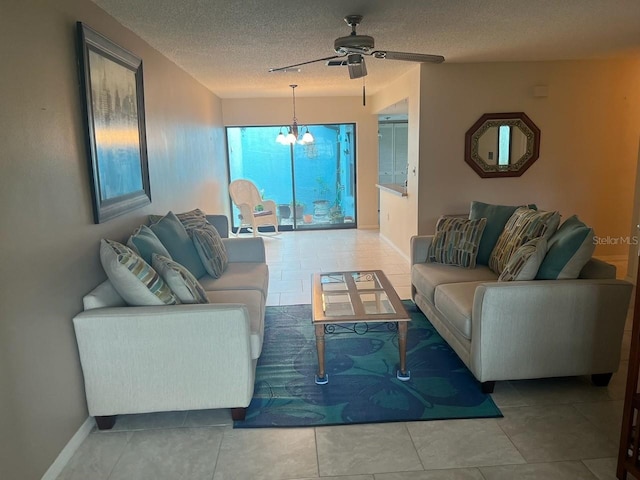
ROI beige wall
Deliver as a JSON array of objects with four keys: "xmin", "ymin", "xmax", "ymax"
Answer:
[
  {"xmin": 0, "ymin": 1, "xmax": 227, "ymax": 478},
  {"xmin": 222, "ymin": 97, "xmax": 379, "ymax": 228},
  {"xmin": 416, "ymin": 60, "xmax": 640, "ymax": 258},
  {"xmin": 370, "ymin": 67, "xmax": 421, "ymax": 257}
]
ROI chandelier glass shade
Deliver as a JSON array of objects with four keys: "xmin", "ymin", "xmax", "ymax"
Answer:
[{"xmin": 276, "ymin": 85, "xmax": 314, "ymax": 145}]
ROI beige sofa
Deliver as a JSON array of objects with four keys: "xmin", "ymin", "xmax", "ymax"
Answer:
[
  {"xmin": 73, "ymin": 214, "xmax": 267, "ymax": 429},
  {"xmin": 411, "ymin": 212, "xmax": 633, "ymax": 393}
]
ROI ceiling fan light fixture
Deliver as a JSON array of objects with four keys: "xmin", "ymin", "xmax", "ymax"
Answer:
[{"xmin": 347, "ymin": 54, "xmax": 367, "ymax": 79}]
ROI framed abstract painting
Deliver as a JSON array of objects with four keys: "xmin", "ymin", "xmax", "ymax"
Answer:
[{"xmin": 77, "ymin": 22, "xmax": 151, "ymax": 223}]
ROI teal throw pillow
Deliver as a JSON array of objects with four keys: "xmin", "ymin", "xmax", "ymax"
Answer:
[
  {"xmin": 536, "ymin": 215, "xmax": 595, "ymax": 280},
  {"xmin": 149, "ymin": 211, "xmax": 207, "ymax": 279},
  {"xmin": 127, "ymin": 225, "xmax": 172, "ymax": 265},
  {"xmin": 469, "ymin": 201, "xmax": 537, "ymax": 266}
]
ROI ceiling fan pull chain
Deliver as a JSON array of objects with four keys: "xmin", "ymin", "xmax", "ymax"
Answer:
[{"xmin": 362, "ymin": 77, "xmax": 366, "ymax": 107}]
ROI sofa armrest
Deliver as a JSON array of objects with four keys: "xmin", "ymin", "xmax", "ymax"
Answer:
[
  {"xmin": 470, "ymin": 279, "xmax": 632, "ymax": 382},
  {"xmin": 222, "ymin": 237, "xmax": 266, "ymax": 263},
  {"xmin": 205, "ymin": 214, "xmax": 229, "ymax": 238},
  {"xmin": 410, "ymin": 235, "xmax": 433, "ymax": 265},
  {"xmin": 73, "ymin": 303, "xmax": 255, "ymax": 416}
]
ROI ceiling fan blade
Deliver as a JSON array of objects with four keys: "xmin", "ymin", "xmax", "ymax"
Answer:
[
  {"xmin": 269, "ymin": 55, "xmax": 344, "ymax": 73},
  {"xmin": 372, "ymin": 50, "xmax": 445, "ymax": 64}
]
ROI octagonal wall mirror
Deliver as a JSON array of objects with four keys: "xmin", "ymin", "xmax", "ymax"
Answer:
[{"xmin": 464, "ymin": 112, "xmax": 540, "ymax": 178}]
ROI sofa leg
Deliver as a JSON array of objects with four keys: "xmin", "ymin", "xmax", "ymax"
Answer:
[
  {"xmin": 95, "ymin": 415, "xmax": 116, "ymax": 430},
  {"xmin": 231, "ymin": 407, "xmax": 246, "ymax": 421},
  {"xmin": 592, "ymin": 373, "xmax": 613, "ymax": 387},
  {"xmin": 481, "ymin": 381, "xmax": 496, "ymax": 394}
]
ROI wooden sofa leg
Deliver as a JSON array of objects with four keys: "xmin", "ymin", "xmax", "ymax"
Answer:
[
  {"xmin": 231, "ymin": 407, "xmax": 246, "ymax": 421},
  {"xmin": 95, "ymin": 415, "xmax": 116, "ymax": 430},
  {"xmin": 481, "ymin": 381, "xmax": 496, "ymax": 394},
  {"xmin": 592, "ymin": 373, "xmax": 613, "ymax": 387}
]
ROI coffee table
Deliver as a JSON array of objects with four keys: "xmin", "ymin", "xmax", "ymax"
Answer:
[{"xmin": 311, "ymin": 270, "xmax": 410, "ymax": 385}]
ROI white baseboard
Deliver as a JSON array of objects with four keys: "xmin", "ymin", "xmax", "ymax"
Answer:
[
  {"xmin": 357, "ymin": 224, "xmax": 379, "ymax": 230},
  {"xmin": 41, "ymin": 417, "xmax": 94, "ymax": 480},
  {"xmin": 379, "ymin": 233, "xmax": 410, "ymax": 263}
]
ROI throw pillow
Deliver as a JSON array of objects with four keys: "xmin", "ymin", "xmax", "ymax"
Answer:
[
  {"xmin": 99, "ymin": 239, "xmax": 179, "ymax": 306},
  {"xmin": 536, "ymin": 215, "xmax": 596, "ymax": 280},
  {"xmin": 489, "ymin": 207, "xmax": 561, "ymax": 275},
  {"xmin": 149, "ymin": 208, "xmax": 206, "ymax": 230},
  {"xmin": 191, "ymin": 223, "xmax": 229, "ymax": 278},
  {"xmin": 127, "ymin": 225, "xmax": 172, "ymax": 265},
  {"xmin": 151, "ymin": 254, "xmax": 209, "ymax": 304},
  {"xmin": 149, "ymin": 211, "xmax": 207, "ymax": 279},
  {"xmin": 428, "ymin": 216, "xmax": 487, "ymax": 269},
  {"xmin": 469, "ymin": 201, "xmax": 537, "ymax": 266},
  {"xmin": 498, "ymin": 237, "xmax": 548, "ymax": 281}
]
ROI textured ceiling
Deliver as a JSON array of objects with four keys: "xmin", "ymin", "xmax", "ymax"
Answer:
[{"xmin": 91, "ymin": 0, "xmax": 640, "ymax": 98}]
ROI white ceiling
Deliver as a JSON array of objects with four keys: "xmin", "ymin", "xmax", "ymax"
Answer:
[{"xmin": 92, "ymin": 0, "xmax": 640, "ymax": 99}]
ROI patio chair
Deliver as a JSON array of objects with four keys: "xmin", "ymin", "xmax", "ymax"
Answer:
[{"xmin": 229, "ymin": 179, "xmax": 280, "ymax": 237}]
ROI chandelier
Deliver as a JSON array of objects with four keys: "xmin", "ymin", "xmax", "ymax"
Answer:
[{"xmin": 276, "ymin": 84, "xmax": 314, "ymax": 145}]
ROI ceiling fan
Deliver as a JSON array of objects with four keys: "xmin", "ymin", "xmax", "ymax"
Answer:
[{"xmin": 269, "ymin": 15, "xmax": 445, "ymax": 80}]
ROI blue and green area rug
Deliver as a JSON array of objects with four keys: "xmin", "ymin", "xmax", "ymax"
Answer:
[{"xmin": 234, "ymin": 301, "xmax": 502, "ymax": 428}]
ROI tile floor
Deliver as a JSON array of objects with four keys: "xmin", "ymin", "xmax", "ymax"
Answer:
[{"xmin": 58, "ymin": 229, "xmax": 634, "ymax": 480}]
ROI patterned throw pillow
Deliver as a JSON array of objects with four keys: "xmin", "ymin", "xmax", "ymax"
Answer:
[
  {"xmin": 498, "ymin": 237, "xmax": 547, "ymax": 281},
  {"xmin": 151, "ymin": 254, "xmax": 209, "ymax": 304},
  {"xmin": 489, "ymin": 207, "xmax": 560, "ymax": 275},
  {"xmin": 99, "ymin": 239, "xmax": 179, "ymax": 306},
  {"xmin": 191, "ymin": 224, "xmax": 229, "ymax": 278},
  {"xmin": 469, "ymin": 201, "xmax": 537, "ymax": 266},
  {"xmin": 148, "ymin": 208, "xmax": 206, "ymax": 229},
  {"xmin": 428, "ymin": 217, "xmax": 487, "ymax": 269}
]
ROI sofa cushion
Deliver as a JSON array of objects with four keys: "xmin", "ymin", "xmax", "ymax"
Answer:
[
  {"xmin": 99, "ymin": 239, "xmax": 179, "ymax": 306},
  {"xmin": 198, "ymin": 262, "xmax": 269, "ymax": 299},
  {"xmin": 192, "ymin": 224, "xmax": 228, "ymax": 279},
  {"xmin": 489, "ymin": 207, "xmax": 560, "ymax": 275},
  {"xmin": 152, "ymin": 254, "xmax": 209, "ymax": 304},
  {"xmin": 537, "ymin": 215, "xmax": 596, "ymax": 280},
  {"xmin": 127, "ymin": 225, "xmax": 172, "ymax": 265},
  {"xmin": 411, "ymin": 262, "xmax": 497, "ymax": 304},
  {"xmin": 498, "ymin": 237, "xmax": 547, "ymax": 282},
  {"xmin": 205, "ymin": 289, "xmax": 265, "ymax": 359},
  {"xmin": 428, "ymin": 216, "xmax": 487, "ymax": 269},
  {"xmin": 434, "ymin": 282, "xmax": 487, "ymax": 341},
  {"xmin": 149, "ymin": 211, "xmax": 207, "ymax": 279},
  {"xmin": 469, "ymin": 201, "xmax": 537, "ymax": 266}
]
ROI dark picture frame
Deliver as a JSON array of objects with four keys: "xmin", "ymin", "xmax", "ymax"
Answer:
[{"xmin": 76, "ymin": 22, "xmax": 151, "ymax": 223}]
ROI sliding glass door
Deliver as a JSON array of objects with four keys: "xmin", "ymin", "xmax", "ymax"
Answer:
[{"xmin": 226, "ymin": 124, "xmax": 356, "ymax": 232}]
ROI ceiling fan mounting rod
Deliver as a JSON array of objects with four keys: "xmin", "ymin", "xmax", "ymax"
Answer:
[{"xmin": 344, "ymin": 15, "xmax": 362, "ymax": 34}]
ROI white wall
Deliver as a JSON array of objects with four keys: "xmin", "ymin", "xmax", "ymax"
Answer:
[
  {"xmin": 222, "ymin": 97, "xmax": 379, "ymax": 228},
  {"xmin": 417, "ymin": 60, "xmax": 640, "ymax": 258},
  {"xmin": 370, "ymin": 67, "xmax": 421, "ymax": 257},
  {"xmin": 0, "ymin": 1, "xmax": 227, "ymax": 478}
]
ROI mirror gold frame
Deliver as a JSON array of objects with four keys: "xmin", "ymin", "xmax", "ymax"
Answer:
[{"xmin": 464, "ymin": 112, "xmax": 540, "ymax": 178}]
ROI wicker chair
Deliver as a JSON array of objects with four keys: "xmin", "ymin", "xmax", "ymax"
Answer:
[{"xmin": 229, "ymin": 179, "xmax": 279, "ymax": 236}]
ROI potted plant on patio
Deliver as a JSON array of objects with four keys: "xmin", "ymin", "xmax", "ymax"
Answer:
[{"xmin": 313, "ymin": 177, "xmax": 331, "ymax": 219}]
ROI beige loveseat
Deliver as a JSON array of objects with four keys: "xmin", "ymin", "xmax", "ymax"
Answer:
[
  {"xmin": 73, "ymin": 214, "xmax": 267, "ymax": 429},
  {"xmin": 411, "ymin": 204, "xmax": 633, "ymax": 393}
]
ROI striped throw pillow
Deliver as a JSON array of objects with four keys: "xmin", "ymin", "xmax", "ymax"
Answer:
[
  {"xmin": 489, "ymin": 207, "xmax": 560, "ymax": 275},
  {"xmin": 191, "ymin": 224, "xmax": 228, "ymax": 278},
  {"xmin": 100, "ymin": 239, "xmax": 179, "ymax": 306},
  {"xmin": 428, "ymin": 217, "xmax": 487, "ymax": 269},
  {"xmin": 498, "ymin": 237, "xmax": 547, "ymax": 281},
  {"xmin": 152, "ymin": 254, "xmax": 209, "ymax": 304}
]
